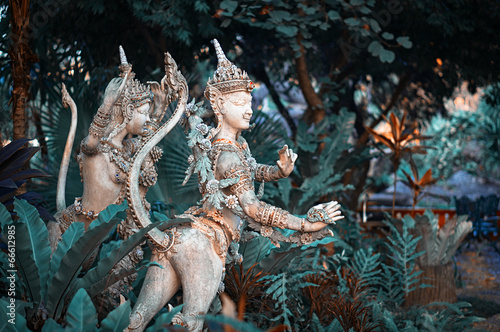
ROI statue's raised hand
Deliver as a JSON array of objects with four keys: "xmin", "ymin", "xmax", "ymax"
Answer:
[
  {"xmin": 277, "ymin": 145, "xmax": 297, "ymax": 178},
  {"xmin": 102, "ymin": 67, "xmax": 132, "ymax": 110}
]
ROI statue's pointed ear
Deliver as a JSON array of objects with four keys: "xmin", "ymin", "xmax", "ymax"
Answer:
[{"xmin": 205, "ymin": 85, "xmax": 224, "ymax": 113}]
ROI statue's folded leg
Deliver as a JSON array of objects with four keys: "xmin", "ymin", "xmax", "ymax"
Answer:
[{"xmin": 127, "ymin": 255, "xmax": 180, "ymax": 331}]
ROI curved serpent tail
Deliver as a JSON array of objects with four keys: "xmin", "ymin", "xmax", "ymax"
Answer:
[
  {"xmin": 126, "ymin": 52, "xmax": 188, "ymax": 251},
  {"xmin": 56, "ymin": 83, "xmax": 78, "ymax": 212}
]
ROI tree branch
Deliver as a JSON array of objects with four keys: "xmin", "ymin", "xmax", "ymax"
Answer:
[{"xmin": 295, "ymin": 33, "xmax": 325, "ymax": 124}]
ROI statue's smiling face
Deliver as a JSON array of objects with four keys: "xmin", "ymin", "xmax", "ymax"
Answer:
[
  {"xmin": 222, "ymin": 91, "xmax": 253, "ymax": 131},
  {"xmin": 127, "ymin": 103, "xmax": 151, "ymax": 135}
]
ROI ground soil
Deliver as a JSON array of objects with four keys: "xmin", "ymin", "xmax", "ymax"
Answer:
[{"xmin": 456, "ymin": 240, "xmax": 500, "ymax": 331}]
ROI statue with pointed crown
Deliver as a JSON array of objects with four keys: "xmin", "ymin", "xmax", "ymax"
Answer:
[
  {"xmin": 125, "ymin": 39, "xmax": 343, "ymax": 331},
  {"xmin": 47, "ymin": 46, "xmax": 187, "ymax": 305}
]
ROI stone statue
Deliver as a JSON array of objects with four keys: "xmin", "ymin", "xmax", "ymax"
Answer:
[
  {"xmin": 47, "ymin": 47, "xmax": 185, "ymax": 296},
  {"xmin": 125, "ymin": 40, "xmax": 344, "ymax": 331}
]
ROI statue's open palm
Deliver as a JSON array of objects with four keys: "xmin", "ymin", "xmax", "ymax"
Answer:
[{"xmin": 277, "ymin": 145, "xmax": 297, "ymax": 177}]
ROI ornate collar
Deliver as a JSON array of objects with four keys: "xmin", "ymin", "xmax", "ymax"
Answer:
[{"xmin": 212, "ymin": 138, "xmax": 248, "ymax": 151}]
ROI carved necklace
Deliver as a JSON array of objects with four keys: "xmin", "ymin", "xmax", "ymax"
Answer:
[
  {"xmin": 211, "ymin": 138, "xmax": 257, "ymax": 172},
  {"xmin": 98, "ymin": 139, "xmax": 132, "ymax": 183}
]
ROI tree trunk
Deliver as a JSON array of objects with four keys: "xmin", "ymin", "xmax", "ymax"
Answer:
[
  {"xmin": 294, "ymin": 33, "xmax": 324, "ymax": 124},
  {"xmin": 405, "ymin": 262, "xmax": 457, "ymax": 307},
  {"xmin": 9, "ymin": 0, "xmax": 38, "ymax": 140}
]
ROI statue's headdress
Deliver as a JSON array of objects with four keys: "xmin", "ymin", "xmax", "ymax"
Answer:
[
  {"xmin": 106, "ymin": 46, "xmax": 153, "ymax": 139},
  {"xmin": 204, "ymin": 39, "xmax": 254, "ymax": 98},
  {"xmin": 117, "ymin": 46, "xmax": 153, "ymax": 109}
]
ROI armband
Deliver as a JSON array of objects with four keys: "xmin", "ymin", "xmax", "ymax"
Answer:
[
  {"xmin": 255, "ymin": 164, "xmax": 280, "ymax": 182},
  {"xmin": 89, "ymin": 105, "xmax": 110, "ymax": 138},
  {"xmin": 255, "ymin": 202, "xmax": 289, "ymax": 229},
  {"xmin": 224, "ymin": 166, "xmax": 254, "ymax": 196}
]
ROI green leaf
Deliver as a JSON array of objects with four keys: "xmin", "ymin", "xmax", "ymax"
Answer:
[
  {"xmin": 146, "ymin": 304, "xmax": 184, "ymax": 332},
  {"xmin": 380, "ymin": 48, "xmax": 395, "ymax": 63},
  {"xmin": 194, "ymin": 0, "xmax": 210, "ymax": 13},
  {"xmin": 0, "ymin": 203, "xmax": 12, "ymax": 228},
  {"xmin": 269, "ymin": 10, "xmax": 291, "ymax": 22},
  {"xmin": 46, "ymin": 222, "xmax": 85, "ymax": 300},
  {"xmin": 350, "ymin": 0, "xmax": 365, "ymax": 5},
  {"xmin": 382, "ymin": 32, "xmax": 394, "ymax": 40},
  {"xmin": 0, "ymin": 297, "xmax": 28, "ymax": 331},
  {"xmin": 344, "ymin": 17, "xmax": 360, "ymax": 27},
  {"xmin": 368, "ymin": 18, "xmax": 381, "ymax": 33},
  {"xmin": 327, "ymin": 10, "xmax": 340, "ymax": 20},
  {"xmin": 13, "ymin": 199, "xmax": 51, "ymax": 303},
  {"xmin": 220, "ymin": 18, "xmax": 232, "ymax": 28},
  {"xmin": 396, "ymin": 36, "xmax": 413, "ymax": 49},
  {"xmin": 41, "ymin": 318, "xmax": 65, "ymax": 332},
  {"xmin": 46, "ymin": 202, "xmax": 126, "ymax": 319},
  {"xmin": 76, "ymin": 221, "xmax": 162, "ymax": 297},
  {"xmin": 220, "ymin": 0, "xmax": 238, "ymax": 13},
  {"xmin": 99, "ymin": 300, "xmax": 131, "ymax": 332},
  {"xmin": 276, "ymin": 25, "xmax": 298, "ymax": 37},
  {"xmin": 66, "ymin": 288, "xmax": 97, "ymax": 331}
]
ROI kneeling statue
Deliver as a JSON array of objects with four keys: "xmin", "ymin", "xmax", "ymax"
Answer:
[{"xmin": 125, "ymin": 39, "xmax": 343, "ymax": 331}]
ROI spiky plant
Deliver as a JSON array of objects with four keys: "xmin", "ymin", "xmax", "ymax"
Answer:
[
  {"xmin": 401, "ymin": 158, "xmax": 438, "ymax": 214},
  {"xmin": 365, "ymin": 111, "xmax": 432, "ymax": 215},
  {"xmin": 0, "ymin": 138, "xmax": 51, "ymax": 219},
  {"xmin": 224, "ymin": 263, "xmax": 270, "ymax": 321}
]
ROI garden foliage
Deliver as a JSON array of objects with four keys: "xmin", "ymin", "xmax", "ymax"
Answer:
[{"xmin": 0, "ymin": 199, "xmax": 161, "ymax": 330}]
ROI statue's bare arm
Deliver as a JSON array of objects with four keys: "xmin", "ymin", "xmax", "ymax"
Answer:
[
  {"xmin": 82, "ymin": 68, "xmax": 132, "ymax": 153},
  {"xmin": 217, "ymin": 151, "xmax": 342, "ymax": 232}
]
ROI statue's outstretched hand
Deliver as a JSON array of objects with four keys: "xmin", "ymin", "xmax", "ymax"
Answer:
[
  {"xmin": 277, "ymin": 145, "xmax": 297, "ymax": 178},
  {"xmin": 304, "ymin": 201, "xmax": 344, "ymax": 232}
]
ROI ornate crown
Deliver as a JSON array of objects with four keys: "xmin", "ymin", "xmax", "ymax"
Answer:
[
  {"xmin": 118, "ymin": 46, "xmax": 153, "ymax": 108},
  {"xmin": 205, "ymin": 39, "xmax": 254, "ymax": 97}
]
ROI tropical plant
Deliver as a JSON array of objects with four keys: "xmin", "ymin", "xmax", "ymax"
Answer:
[
  {"xmin": 224, "ymin": 263, "xmax": 270, "ymax": 322},
  {"xmin": 261, "ymin": 108, "xmax": 366, "ymax": 215},
  {"xmin": 0, "ymin": 138, "xmax": 51, "ymax": 219},
  {"xmin": 0, "ymin": 199, "xmax": 160, "ymax": 330},
  {"xmin": 401, "ymin": 158, "xmax": 438, "ymax": 213},
  {"xmin": 365, "ymin": 111, "xmax": 432, "ymax": 215},
  {"xmin": 379, "ymin": 214, "xmax": 427, "ymax": 307}
]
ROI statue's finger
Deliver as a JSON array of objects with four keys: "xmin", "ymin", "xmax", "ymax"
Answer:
[
  {"xmin": 324, "ymin": 201, "xmax": 338, "ymax": 210},
  {"xmin": 279, "ymin": 144, "xmax": 288, "ymax": 155},
  {"xmin": 292, "ymin": 153, "xmax": 298, "ymax": 163}
]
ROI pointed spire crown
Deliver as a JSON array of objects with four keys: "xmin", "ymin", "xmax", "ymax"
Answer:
[
  {"xmin": 114, "ymin": 46, "xmax": 151, "ymax": 107},
  {"xmin": 205, "ymin": 39, "xmax": 254, "ymax": 95}
]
